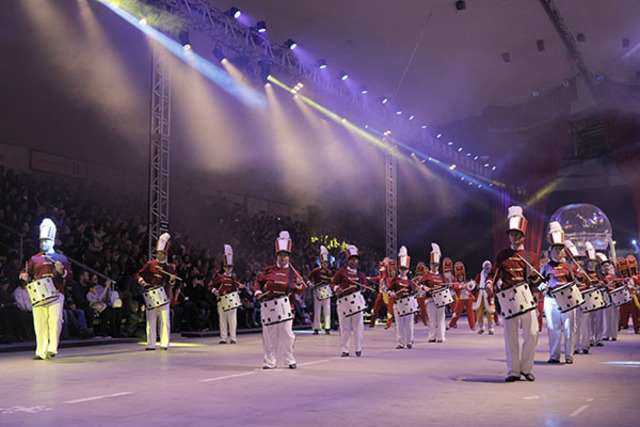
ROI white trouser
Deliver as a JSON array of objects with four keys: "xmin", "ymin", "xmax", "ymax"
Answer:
[
  {"xmin": 575, "ymin": 309, "xmax": 590, "ymax": 352},
  {"xmin": 146, "ymin": 303, "xmax": 170, "ymax": 348},
  {"xmin": 590, "ymin": 308, "xmax": 604, "ymax": 345},
  {"xmin": 544, "ymin": 296, "xmax": 576, "ymax": 361},
  {"xmin": 33, "ymin": 293, "xmax": 64, "ymax": 358},
  {"xmin": 313, "ymin": 296, "xmax": 331, "ymax": 331},
  {"xmin": 338, "ymin": 310, "xmax": 364, "ymax": 354},
  {"xmin": 426, "ymin": 299, "xmax": 445, "ymax": 341},
  {"xmin": 504, "ymin": 309, "xmax": 538, "ymax": 377},
  {"xmin": 262, "ymin": 319, "xmax": 296, "ymax": 368},
  {"xmin": 395, "ymin": 312, "xmax": 414, "ymax": 347},
  {"xmin": 218, "ymin": 303, "xmax": 237, "ymax": 342},
  {"xmin": 604, "ymin": 305, "xmax": 619, "ymax": 339}
]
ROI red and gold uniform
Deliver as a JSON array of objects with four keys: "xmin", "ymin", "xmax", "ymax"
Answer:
[
  {"xmin": 388, "ymin": 273, "xmax": 414, "ymax": 348},
  {"xmin": 597, "ymin": 255, "xmax": 620, "ymax": 341},
  {"xmin": 307, "ymin": 248, "xmax": 334, "ymax": 334},
  {"xmin": 331, "ymin": 245, "xmax": 367, "ymax": 357},
  {"xmin": 448, "ymin": 262, "xmax": 476, "ymax": 330},
  {"xmin": 20, "ymin": 218, "xmax": 71, "ymax": 360},
  {"xmin": 254, "ymin": 231, "xmax": 305, "ymax": 369},
  {"xmin": 211, "ymin": 273, "xmax": 240, "ymax": 343},
  {"xmin": 471, "ymin": 261, "xmax": 495, "ymax": 334},
  {"xmin": 413, "ymin": 262, "xmax": 428, "ymax": 326},
  {"xmin": 618, "ymin": 257, "xmax": 639, "ymax": 333},
  {"xmin": 419, "ymin": 245, "xmax": 447, "ymax": 343}
]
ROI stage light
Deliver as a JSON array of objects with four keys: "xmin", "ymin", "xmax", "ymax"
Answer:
[
  {"xmin": 408, "ymin": 115, "xmax": 415, "ymax": 120},
  {"xmin": 436, "ymin": 133, "xmax": 442, "ymax": 139},
  {"xmin": 259, "ymin": 60, "xmax": 272, "ymax": 85},
  {"xmin": 474, "ymin": 156, "xmax": 479, "ymax": 160},
  {"xmin": 212, "ymin": 46, "xmax": 226, "ymax": 63},
  {"xmin": 395, "ymin": 109, "xmax": 402, "ymax": 115},
  {"xmin": 492, "ymin": 166, "xmax": 496, "ymax": 171},
  {"xmin": 139, "ymin": 18, "xmax": 147, "ymax": 26},
  {"xmin": 338, "ymin": 71, "xmax": 349, "ymax": 81},
  {"xmin": 227, "ymin": 7, "xmax": 242, "ymax": 19},
  {"xmin": 484, "ymin": 163, "xmax": 489, "ymax": 167},
  {"xmin": 380, "ymin": 97, "xmax": 389, "ymax": 104},
  {"xmin": 284, "ymin": 39, "xmax": 298, "ymax": 50},
  {"xmin": 447, "ymin": 141, "xmax": 453, "ymax": 146},
  {"xmin": 359, "ymin": 85, "xmax": 368, "ymax": 94},
  {"xmin": 457, "ymin": 147, "xmax": 463, "ymax": 152},
  {"xmin": 450, "ymin": 164, "xmax": 456, "ymax": 170},
  {"xmin": 532, "ymin": 90, "xmax": 540, "ymax": 97},
  {"xmin": 633, "ymin": 239, "xmax": 637, "ymax": 245},
  {"xmin": 256, "ymin": 21, "xmax": 267, "ymax": 33},
  {"xmin": 317, "ymin": 59, "xmax": 327, "ymax": 69},
  {"xmin": 466, "ymin": 153, "xmax": 471, "ymax": 157},
  {"xmin": 421, "ymin": 125, "xmax": 428, "ymax": 129},
  {"xmin": 178, "ymin": 30, "xmax": 191, "ymax": 50}
]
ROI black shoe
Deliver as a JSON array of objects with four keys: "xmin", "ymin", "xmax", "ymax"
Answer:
[
  {"xmin": 488, "ymin": 331, "xmax": 494, "ymax": 335},
  {"xmin": 219, "ymin": 340, "xmax": 227, "ymax": 344},
  {"xmin": 145, "ymin": 347, "xmax": 156, "ymax": 351},
  {"xmin": 289, "ymin": 363, "xmax": 297, "ymax": 369},
  {"xmin": 521, "ymin": 372, "xmax": 535, "ymax": 382},
  {"xmin": 573, "ymin": 350, "xmax": 579, "ymax": 355},
  {"xmin": 313, "ymin": 330, "xmax": 319, "ymax": 335},
  {"xmin": 603, "ymin": 337, "xmax": 609, "ymax": 341},
  {"xmin": 428, "ymin": 339, "xmax": 436, "ymax": 343},
  {"xmin": 325, "ymin": 330, "xmax": 330, "ymax": 335},
  {"xmin": 46, "ymin": 352, "xmax": 56, "ymax": 358},
  {"xmin": 582, "ymin": 349, "xmax": 589, "ymax": 354},
  {"xmin": 230, "ymin": 340, "xmax": 237, "ymax": 344},
  {"xmin": 355, "ymin": 351, "xmax": 362, "ymax": 357},
  {"xmin": 436, "ymin": 340, "xmax": 443, "ymax": 343},
  {"xmin": 596, "ymin": 342, "xmax": 604, "ymax": 347},
  {"xmin": 33, "ymin": 355, "xmax": 45, "ymax": 360},
  {"xmin": 547, "ymin": 358, "xmax": 560, "ymax": 364},
  {"xmin": 341, "ymin": 352, "xmax": 349, "ymax": 357},
  {"xmin": 505, "ymin": 375, "xmax": 520, "ymax": 382},
  {"xmin": 565, "ymin": 359, "xmax": 573, "ymax": 364},
  {"xmin": 396, "ymin": 344, "xmax": 404, "ymax": 349},
  {"xmin": 611, "ymin": 338, "xmax": 617, "ymax": 341},
  {"xmin": 160, "ymin": 347, "xmax": 167, "ymax": 350},
  {"xmin": 407, "ymin": 343, "xmax": 413, "ymax": 349}
]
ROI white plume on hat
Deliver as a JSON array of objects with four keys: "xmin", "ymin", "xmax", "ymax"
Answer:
[
  {"xmin": 39, "ymin": 218, "xmax": 57, "ymax": 241},
  {"xmin": 320, "ymin": 245, "xmax": 330, "ymax": 262},
  {"xmin": 275, "ymin": 230, "xmax": 292, "ymax": 254},
  {"xmin": 398, "ymin": 245, "xmax": 410, "ymax": 269},
  {"xmin": 430, "ymin": 242, "xmax": 441, "ymax": 265},
  {"xmin": 585, "ymin": 242, "xmax": 596, "ymax": 261},
  {"xmin": 223, "ymin": 244, "xmax": 234, "ymax": 266},
  {"xmin": 564, "ymin": 239, "xmax": 579, "ymax": 258},
  {"xmin": 156, "ymin": 233, "xmax": 171, "ymax": 252}
]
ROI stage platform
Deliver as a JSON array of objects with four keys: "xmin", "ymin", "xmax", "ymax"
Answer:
[{"xmin": 1, "ymin": 322, "xmax": 638, "ymax": 426}]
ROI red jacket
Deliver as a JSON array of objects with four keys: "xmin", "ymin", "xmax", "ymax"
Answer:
[
  {"xmin": 331, "ymin": 268, "xmax": 367, "ymax": 297},
  {"xmin": 24, "ymin": 252, "xmax": 71, "ymax": 292},
  {"xmin": 493, "ymin": 248, "xmax": 541, "ymax": 290}
]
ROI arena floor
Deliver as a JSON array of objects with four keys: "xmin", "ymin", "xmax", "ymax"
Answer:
[{"xmin": 1, "ymin": 321, "xmax": 638, "ymax": 427}]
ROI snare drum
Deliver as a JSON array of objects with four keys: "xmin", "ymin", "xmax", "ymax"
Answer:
[
  {"xmin": 395, "ymin": 295, "xmax": 419, "ymax": 317},
  {"xmin": 579, "ymin": 288, "xmax": 606, "ymax": 313},
  {"xmin": 550, "ymin": 281, "xmax": 585, "ymax": 313},
  {"xmin": 496, "ymin": 282, "xmax": 537, "ymax": 319},
  {"xmin": 600, "ymin": 287, "xmax": 612, "ymax": 308},
  {"xmin": 337, "ymin": 291, "xmax": 366, "ymax": 317},
  {"xmin": 609, "ymin": 286, "xmax": 632, "ymax": 307},
  {"xmin": 220, "ymin": 291, "xmax": 241, "ymax": 311},
  {"xmin": 432, "ymin": 287, "xmax": 454, "ymax": 308},
  {"xmin": 26, "ymin": 277, "xmax": 59, "ymax": 307},
  {"xmin": 143, "ymin": 286, "xmax": 170, "ymax": 311},
  {"xmin": 260, "ymin": 296, "xmax": 293, "ymax": 326},
  {"xmin": 315, "ymin": 284, "xmax": 332, "ymax": 301}
]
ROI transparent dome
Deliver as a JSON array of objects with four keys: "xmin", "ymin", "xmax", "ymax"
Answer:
[{"xmin": 549, "ymin": 204, "xmax": 612, "ymax": 252}]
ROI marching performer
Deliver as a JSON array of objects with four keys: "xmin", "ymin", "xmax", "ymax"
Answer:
[
  {"xmin": 388, "ymin": 246, "xmax": 415, "ymax": 349},
  {"xmin": 19, "ymin": 218, "xmax": 71, "ymax": 360},
  {"xmin": 575, "ymin": 241, "xmax": 598, "ymax": 354},
  {"xmin": 418, "ymin": 243, "xmax": 447, "ymax": 343},
  {"xmin": 137, "ymin": 233, "xmax": 176, "ymax": 351},
  {"xmin": 618, "ymin": 256, "xmax": 639, "ymax": 333},
  {"xmin": 490, "ymin": 206, "xmax": 541, "ymax": 382},
  {"xmin": 540, "ymin": 222, "xmax": 580, "ymax": 364},
  {"xmin": 210, "ymin": 245, "xmax": 241, "ymax": 344},
  {"xmin": 307, "ymin": 246, "xmax": 334, "ymax": 335},
  {"xmin": 368, "ymin": 258, "xmax": 391, "ymax": 328},
  {"xmin": 413, "ymin": 261, "xmax": 428, "ymax": 326},
  {"xmin": 597, "ymin": 253, "xmax": 619, "ymax": 341},
  {"xmin": 331, "ymin": 245, "xmax": 367, "ymax": 357},
  {"xmin": 471, "ymin": 260, "xmax": 495, "ymax": 335},
  {"xmin": 254, "ymin": 231, "xmax": 305, "ymax": 369},
  {"xmin": 448, "ymin": 261, "xmax": 476, "ymax": 330},
  {"xmin": 625, "ymin": 255, "xmax": 640, "ymax": 333}
]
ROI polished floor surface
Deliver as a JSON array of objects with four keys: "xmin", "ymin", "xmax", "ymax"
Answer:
[{"xmin": 1, "ymin": 320, "xmax": 638, "ymax": 426}]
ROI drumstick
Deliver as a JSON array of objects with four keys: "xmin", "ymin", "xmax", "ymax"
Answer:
[
  {"xmin": 515, "ymin": 254, "xmax": 546, "ymax": 281},
  {"xmin": 345, "ymin": 278, "xmax": 376, "ymax": 292},
  {"xmin": 156, "ymin": 266, "xmax": 183, "ymax": 282},
  {"xmin": 565, "ymin": 254, "xmax": 597, "ymax": 287}
]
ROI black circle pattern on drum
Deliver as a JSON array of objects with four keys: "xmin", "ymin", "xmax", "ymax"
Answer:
[{"xmin": 497, "ymin": 282, "xmax": 537, "ymax": 319}]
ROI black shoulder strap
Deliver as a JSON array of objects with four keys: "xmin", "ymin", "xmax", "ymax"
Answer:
[
  {"xmin": 288, "ymin": 267, "xmax": 293, "ymax": 293},
  {"xmin": 525, "ymin": 250, "xmax": 531, "ymax": 281}
]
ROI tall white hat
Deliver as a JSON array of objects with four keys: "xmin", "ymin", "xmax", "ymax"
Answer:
[
  {"xmin": 398, "ymin": 246, "xmax": 410, "ymax": 269},
  {"xmin": 275, "ymin": 231, "xmax": 292, "ymax": 254},
  {"xmin": 346, "ymin": 244, "xmax": 359, "ymax": 259},
  {"xmin": 430, "ymin": 243, "xmax": 441, "ymax": 265},
  {"xmin": 507, "ymin": 206, "xmax": 527, "ymax": 235},
  {"xmin": 223, "ymin": 244, "xmax": 234, "ymax": 266},
  {"xmin": 548, "ymin": 221, "xmax": 565, "ymax": 246},
  {"xmin": 156, "ymin": 233, "xmax": 171, "ymax": 252},
  {"xmin": 39, "ymin": 218, "xmax": 56, "ymax": 241},
  {"xmin": 319, "ymin": 245, "xmax": 330, "ymax": 262}
]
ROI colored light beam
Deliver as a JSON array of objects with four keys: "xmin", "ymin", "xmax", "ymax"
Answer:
[{"xmin": 95, "ymin": 0, "xmax": 266, "ymax": 109}]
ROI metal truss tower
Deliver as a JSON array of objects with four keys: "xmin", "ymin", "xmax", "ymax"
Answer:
[
  {"xmin": 148, "ymin": 52, "xmax": 171, "ymax": 259},
  {"xmin": 385, "ymin": 140, "xmax": 398, "ymax": 259}
]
